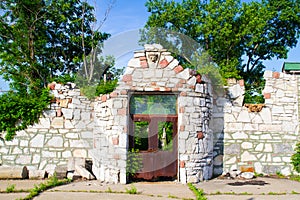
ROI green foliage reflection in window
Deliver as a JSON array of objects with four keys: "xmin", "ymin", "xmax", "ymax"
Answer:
[
  {"xmin": 134, "ymin": 121, "xmax": 149, "ymax": 151},
  {"xmin": 158, "ymin": 121, "xmax": 173, "ymax": 151},
  {"xmin": 130, "ymin": 94, "xmax": 177, "ymax": 115}
]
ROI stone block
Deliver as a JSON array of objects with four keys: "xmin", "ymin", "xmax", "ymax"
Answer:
[
  {"xmin": 30, "ymin": 134, "xmax": 45, "ymax": 148},
  {"xmin": 241, "ymin": 151, "xmax": 256, "ymax": 162},
  {"xmin": 225, "ymin": 144, "xmax": 240, "ymax": 155},
  {"xmin": 47, "ymin": 136, "xmax": 63, "ymax": 147},
  {"xmin": 16, "ymin": 155, "xmax": 32, "ymax": 165},
  {"xmin": 232, "ymin": 132, "xmax": 248, "ymax": 139},
  {"xmin": 61, "ymin": 108, "xmax": 73, "ymax": 119},
  {"xmin": 273, "ymin": 143, "xmax": 293, "ymax": 154},
  {"xmin": 264, "ymin": 144, "xmax": 273, "ymax": 152},
  {"xmin": 255, "ymin": 143, "xmax": 264, "ymax": 152},
  {"xmin": 51, "ymin": 117, "xmax": 64, "ymax": 129},
  {"xmin": 241, "ymin": 142, "xmax": 253, "ymax": 149},
  {"xmin": 73, "ymin": 149, "xmax": 87, "ymax": 157}
]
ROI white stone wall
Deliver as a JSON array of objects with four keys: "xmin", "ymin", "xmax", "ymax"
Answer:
[
  {"xmin": 91, "ymin": 44, "xmax": 213, "ymax": 184},
  {"xmin": 212, "ymin": 71, "xmax": 299, "ymax": 176},
  {"xmin": 0, "ymin": 83, "xmax": 94, "ymax": 174}
]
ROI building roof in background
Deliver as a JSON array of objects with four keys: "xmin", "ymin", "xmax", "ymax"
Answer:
[{"xmin": 282, "ymin": 62, "xmax": 300, "ymax": 73}]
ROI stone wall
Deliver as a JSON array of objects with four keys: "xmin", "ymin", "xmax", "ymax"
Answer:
[
  {"xmin": 212, "ymin": 71, "xmax": 299, "ymax": 176},
  {"xmin": 91, "ymin": 44, "xmax": 214, "ymax": 184},
  {"xmin": 0, "ymin": 83, "xmax": 94, "ymax": 174}
]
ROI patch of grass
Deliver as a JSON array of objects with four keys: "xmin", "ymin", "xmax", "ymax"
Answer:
[
  {"xmin": 6, "ymin": 184, "xmax": 15, "ymax": 193},
  {"xmin": 268, "ymin": 192, "xmax": 286, "ymax": 195},
  {"xmin": 223, "ymin": 192, "xmax": 235, "ymax": 195},
  {"xmin": 125, "ymin": 185, "xmax": 138, "ymax": 194},
  {"xmin": 290, "ymin": 174, "xmax": 300, "ymax": 182},
  {"xmin": 210, "ymin": 191, "xmax": 222, "ymax": 195},
  {"xmin": 168, "ymin": 193, "xmax": 179, "ymax": 199},
  {"xmin": 239, "ymin": 192, "xmax": 253, "ymax": 195},
  {"xmin": 187, "ymin": 183, "xmax": 207, "ymax": 200},
  {"xmin": 254, "ymin": 172, "xmax": 264, "ymax": 177},
  {"xmin": 291, "ymin": 190, "xmax": 300, "ymax": 194},
  {"xmin": 20, "ymin": 173, "xmax": 71, "ymax": 200},
  {"xmin": 275, "ymin": 171, "xmax": 286, "ymax": 178},
  {"xmin": 106, "ymin": 187, "xmax": 113, "ymax": 193}
]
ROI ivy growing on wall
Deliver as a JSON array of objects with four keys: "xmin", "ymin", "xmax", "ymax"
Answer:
[{"xmin": 0, "ymin": 89, "xmax": 52, "ymax": 141}]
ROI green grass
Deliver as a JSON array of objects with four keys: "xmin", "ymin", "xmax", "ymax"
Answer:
[
  {"xmin": 290, "ymin": 174, "xmax": 300, "ymax": 182},
  {"xmin": 125, "ymin": 185, "xmax": 139, "ymax": 194},
  {"xmin": 187, "ymin": 183, "xmax": 207, "ymax": 200},
  {"xmin": 19, "ymin": 173, "xmax": 71, "ymax": 200},
  {"xmin": 168, "ymin": 193, "xmax": 179, "ymax": 199},
  {"xmin": 6, "ymin": 184, "xmax": 15, "ymax": 193},
  {"xmin": 291, "ymin": 190, "xmax": 300, "ymax": 194},
  {"xmin": 268, "ymin": 192, "xmax": 286, "ymax": 195}
]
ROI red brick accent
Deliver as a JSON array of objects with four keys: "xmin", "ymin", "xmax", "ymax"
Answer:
[
  {"xmin": 165, "ymin": 87, "xmax": 171, "ymax": 92},
  {"xmin": 159, "ymin": 59, "xmax": 169, "ymax": 68},
  {"xmin": 48, "ymin": 82, "xmax": 56, "ymax": 90},
  {"xmin": 118, "ymin": 108, "xmax": 126, "ymax": 115},
  {"xmin": 101, "ymin": 95, "xmax": 107, "ymax": 102},
  {"xmin": 122, "ymin": 74, "xmax": 132, "ymax": 82},
  {"xmin": 140, "ymin": 60, "xmax": 148, "ymax": 68},
  {"xmin": 151, "ymin": 82, "xmax": 157, "ymax": 86},
  {"xmin": 238, "ymin": 79, "xmax": 244, "ymax": 86},
  {"xmin": 180, "ymin": 161, "xmax": 185, "ymax": 168},
  {"xmin": 113, "ymin": 154, "xmax": 120, "ymax": 160},
  {"xmin": 112, "ymin": 136, "xmax": 119, "ymax": 145},
  {"xmin": 154, "ymin": 87, "xmax": 160, "ymax": 91},
  {"xmin": 180, "ymin": 125, "xmax": 185, "ymax": 131},
  {"xmin": 264, "ymin": 93, "xmax": 271, "ymax": 99},
  {"xmin": 197, "ymin": 131, "xmax": 204, "ymax": 139},
  {"xmin": 120, "ymin": 90, "xmax": 127, "ymax": 95},
  {"xmin": 176, "ymin": 83, "xmax": 183, "ymax": 88},
  {"xmin": 180, "ymin": 79, "xmax": 186, "ymax": 84},
  {"xmin": 56, "ymin": 109, "xmax": 62, "ymax": 117},
  {"xmin": 180, "ymin": 92, "xmax": 187, "ymax": 96},
  {"xmin": 172, "ymin": 88, "xmax": 179, "ymax": 92},
  {"xmin": 139, "ymin": 56, "xmax": 147, "ymax": 61},
  {"xmin": 110, "ymin": 92, "xmax": 118, "ymax": 98},
  {"xmin": 174, "ymin": 65, "xmax": 184, "ymax": 73},
  {"xmin": 179, "ymin": 107, "xmax": 185, "ymax": 113},
  {"xmin": 273, "ymin": 72, "xmax": 280, "ymax": 79}
]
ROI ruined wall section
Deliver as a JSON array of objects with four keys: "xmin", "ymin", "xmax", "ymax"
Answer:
[
  {"xmin": 0, "ymin": 83, "xmax": 94, "ymax": 174},
  {"xmin": 91, "ymin": 45, "xmax": 213, "ymax": 184},
  {"xmin": 212, "ymin": 71, "xmax": 299, "ymax": 176}
]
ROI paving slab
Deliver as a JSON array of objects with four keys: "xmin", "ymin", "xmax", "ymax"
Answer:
[
  {"xmin": 197, "ymin": 177, "xmax": 300, "ymax": 200},
  {"xmin": 43, "ymin": 180, "xmax": 195, "ymax": 200}
]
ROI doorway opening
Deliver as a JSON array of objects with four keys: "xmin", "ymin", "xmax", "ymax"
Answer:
[{"xmin": 128, "ymin": 93, "xmax": 178, "ymax": 181}]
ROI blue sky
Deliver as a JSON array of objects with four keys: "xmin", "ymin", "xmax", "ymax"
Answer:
[
  {"xmin": 0, "ymin": 0, "xmax": 299, "ymax": 91},
  {"xmin": 98, "ymin": 0, "xmax": 299, "ymax": 72}
]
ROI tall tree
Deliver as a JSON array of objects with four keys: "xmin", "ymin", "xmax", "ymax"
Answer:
[
  {"xmin": 0, "ymin": 0, "xmax": 110, "ymax": 140},
  {"xmin": 144, "ymin": 0, "xmax": 300, "ymax": 100}
]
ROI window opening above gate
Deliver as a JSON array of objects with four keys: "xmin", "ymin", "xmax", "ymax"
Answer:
[{"xmin": 130, "ymin": 94, "xmax": 177, "ymax": 115}]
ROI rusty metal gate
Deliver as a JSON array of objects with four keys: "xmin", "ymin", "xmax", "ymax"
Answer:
[{"xmin": 128, "ymin": 93, "xmax": 178, "ymax": 180}]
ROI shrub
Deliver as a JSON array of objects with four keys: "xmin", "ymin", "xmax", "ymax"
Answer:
[{"xmin": 291, "ymin": 142, "xmax": 300, "ymax": 173}]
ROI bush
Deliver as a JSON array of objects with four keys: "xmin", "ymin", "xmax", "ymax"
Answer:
[{"xmin": 291, "ymin": 143, "xmax": 300, "ymax": 173}]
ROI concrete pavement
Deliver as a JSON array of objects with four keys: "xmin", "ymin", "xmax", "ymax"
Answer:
[{"xmin": 0, "ymin": 177, "xmax": 300, "ymax": 199}]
